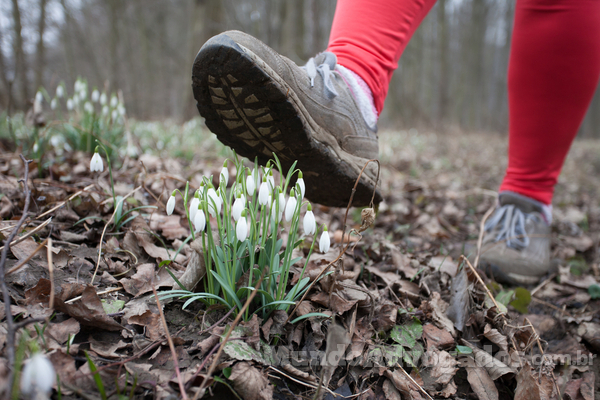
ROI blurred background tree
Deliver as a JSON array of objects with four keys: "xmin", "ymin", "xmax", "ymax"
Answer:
[{"xmin": 1, "ymin": 0, "xmax": 599, "ymax": 135}]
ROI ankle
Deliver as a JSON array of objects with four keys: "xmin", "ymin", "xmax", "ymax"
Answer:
[
  {"xmin": 335, "ymin": 65, "xmax": 378, "ymax": 130},
  {"xmin": 499, "ymin": 191, "xmax": 553, "ymax": 224}
]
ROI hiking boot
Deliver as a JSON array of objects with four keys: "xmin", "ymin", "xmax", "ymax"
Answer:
[
  {"xmin": 479, "ymin": 192, "xmax": 551, "ymax": 285},
  {"xmin": 192, "ymin": 30, "xmax": 382, "ymax": 207}
]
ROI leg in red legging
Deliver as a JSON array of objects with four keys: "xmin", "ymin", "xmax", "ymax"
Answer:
[
  {"xmin": 499, "ymin": 0, "xmax": 600, "ymax": 205},
  {"xmin": 327, "ymin": 0, "xmax": 437, "ymax": 115}
]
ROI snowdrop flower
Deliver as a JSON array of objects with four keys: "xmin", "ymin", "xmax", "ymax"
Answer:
[
  {"xmin": 110, "ymin": 95, "xmax": 118, "ymax": 108},
  {"xmin": 79, "ymin": 89, "xmax": 87, "ymax": 101},
  {"xmin": 194, "ymin": 207, "xmax": 206, "ymax": 233},
  {"xmin": 91, "ymin": 89, "xmax": 100, "ymax": 102},
  {"xmin": 56, "ymin": 85, "xmax": 64, "ymax": 98},
  {"xmin": 99, "ymin": 92, "xmax": 107, "ymax": 105},
  {"xmin": 207, "ymin": 186, "xmax": 222, "ymax": 217},
  {"xmin": 319, "ymin": 225, "xmax": 330, "ymax": 253},
  {"xmin": 111, "ymin": 109, "xmax": 118, "ymax": 121},
  {"xmin": 73, "ymin": 96, "xmax": 80, "ymax": 107},
  {"xmin": 267, "ymin": 169, "xmax": 275, "ymax": 190},
  {"xmin": 236, "ymin": 210, "xmax": 248, "ymax": 241},
  {"xmin": 296, "ymin": 171, "xmax": 305, "ymax": 199},
  {"xmin": 189, "ymin": 191, "xmax": 200, "ymax": 222},
  {"xmin": 258, "ymin": 177, "xmax": 270, "ymax": 206},
  {"xmin": 90, "ymin": 149, "xmax": 104, "ymax": 172},
  {"xmin": 102, "ymin": 105, "xmax": 109, "ymax": 116},
  {"xmin": 166, "ymin": 191, "xmax": 176, "ymax": 215},
  {"xmin": 35, "ymin": 91, "xmax": 44, "ymax": 103},
  {"xmin": 285, "ymin": 189, "xmax": 298, "ymax": 222},
  {"xmin": 220, "ymin": 161, "xmax": 229, "ymax": 186},
  {"xmin": 20, "ymin": 352, "xmax": 55, "ymax": 399},
  {"xmin": 117, "ymin": 103, "xmax": 126, "ymax": 116},
  {"xmin": 84, "ymin": 101, "xmax": 94, "ymax": 114},
  {"xmin": 246, "ymin": 169, "xmax": 256, "ymax": 196},
  {"xmin": 232, "ymin": 192, "xmax": 245, "ymax": 222},
  {"xmin": 74, "ymin": 80, "xmax": 81, "ymax": 93},
  {"xmin": 33, "ymin": 142, "xmax": 39, "ymax": 153},
  {"xmin": 303, "ymin": 203, "xmax": 316, "ymax": 235},
  {"xmin": 50, "ymin": 98, "xmax": 57, "ymax": 110}
]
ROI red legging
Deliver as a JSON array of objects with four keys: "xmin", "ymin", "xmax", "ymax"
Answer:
[{"xmin": 328, "ymin": 0, "xmax": 600, "ymax": 205}]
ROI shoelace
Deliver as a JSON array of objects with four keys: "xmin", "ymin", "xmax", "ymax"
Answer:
[
  {"xmin": 484, "ymin": 204, "xmax": 543, "ymax": 251},
  {"xmin": 303, "ymin": 56, "xmax": 339, "ymax": 99}
]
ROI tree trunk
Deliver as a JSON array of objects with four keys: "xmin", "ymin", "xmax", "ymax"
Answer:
[
  {"xmin": 11, "ymin": 0, "xmax": 28, "ymax": 107},
  {"xmin": 35, "ymin": 0, "xmax": 48, "ymax": 92},
  {"xmin": 437, "ymin": 0, "xmax": 449, "ymax": 127}
]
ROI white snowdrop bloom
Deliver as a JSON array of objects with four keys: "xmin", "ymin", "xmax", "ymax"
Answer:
[
  {"xmin": 278, "ymin": 192, "xmax": 286, "ymax": 213},
  {"xmin": 232, "ymin": 195, "xmax": 245, "ymax": 222},
  {"xmin": 297, "ymin": 172, "xmax": 306, "ymax": 199},
  {"xmin": 319, "ymin": 226, "xmax": 330, "ymax": 253},
  {"xmin": 84, "ymin": 101, "xmax": 94, "ymax": 114},
  {"xmin": 126, "ymin": 145, "xmax": 138, "ymax": 157},
  {"xmin": 110, "ymin": 95, "xmax": 118, "ymax": 108},
  {"xmin": 111, "ymin": 109, "xmax": 119, "ymax": 121},
  {"xmin": 246, "ymin": 170, "xmax": 256, "ymax": 196},
  {"xmin": 51, "ymin": 98, "xmax": 58, "ymax": 110},
  {"xmin": 189, "ymin": 195, "xmax": 200, "ymax": 222},
  {"xmin": 166, "ymin": 193, "xmax": 176, "ymax": 215},
  {"xmin": 207, "ymin": 187, "xmax": 222, "ymax": 217},
  {"xmin": 194, "ymin": 208, "xmax": 206, "ymax": 233},
  {"xmin": 66, "ymin": 99, "xmax": 74, "ymax": 110},
  {"xmin": 20, "ymin": 352, "xmax": 56, "ymax": 399},
  {"xmin": 117, "ymin": 104, "xmax": 126, "ymax": 116},
  {"xmin": 91, "ymin": 89, "xmax": 100, "ymax": 102},
  {"xmin": 74, "ymin": 80, "xmax": 81, "ymax": 93},
  {"xmin": 102, "ymin": 105, "xmax": 109, "ymax": 116},
  {"xmin": 79, "ymin": 89, "xmax": 87, "ymax": 101},
  {"xmin": 267, "ymin": 170, "xmax": 275, "ymax": 190},
  {"xmin": 35, "ymin": 91, "xmax": 44, "ymax": 103},
  {"xmin": 99, "ymin": 92, "xmax": 107, "ymax": 105},
  {"xmin": 50, "ymin": 136, "xmax": 60, "ymax": 148},
  {"xmin": 32, "ymin": 142, "xmax": 39, "ymax": 153},
  {"xmin": 220, "ymin": 162, "xmax": 229, "ymax": 186},
  {"xmin": 258, "ymin": 179, "xmax": 270, "ymax": 206},
  {"xmin": 64, "ymin": 142, "xmax": 72, "ymax": 152},
  {"xmin": 56, "ymin": 85, "xmax": 64, "ymax": 98},
  {"xmin": 303, "ymin": 205, "xmax": 316, "ymax": 235},
  {"xmin": 285, "ymin": 190, "xmax": 297, "ymax": 222},
  {"xmin": 236, "ymin": 213, "xmax": 248, "ymax": 241},
  {"xmin": 90, "ymin": 152, "xmax": 104, "ymax": 172},
  {"xmin": 73, "ymin": 96, "xmax": 80, "ymax": 107}
]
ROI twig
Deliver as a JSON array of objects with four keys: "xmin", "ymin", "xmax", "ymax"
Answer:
[
  {"xmin": 6, "ymin": 238, "xmax": 49, "ymax": 275},
  {"xmin": 396, "ymin": 364, "xmax": 434, "ymax": 400},
  {"xmin": 91, "ymin": 185, "xmax": 143, "ymax": 284},
  {"xmin": 35, "ymin": 183, "xmax": 95, "ymax": 221},
  {"xmin": 531, "ymin": 273, "xmax": 557, "ymax": 297},
  {"xmin": 64, "ymin": 287, "xmax": 122, "ymax": 304},
  {"xmin": 473, "ymin": 200, "xmax": 497, "ymax": 269},
  {"xmin": 524, "ymin": 317, "xmax": 561, "ymax": 398},
  {"xmin": 460, "ymin": 255, "xmax": 503, "ymax": 312},
  {"xmin": 267, "ymin": 366, "xmax": 359, "ymax": 398},
  {"xmin": 151, "ymin": 282, "xmax": 188, "ymax": 400},
  {"xmin": 0, "ymin": 217, "xmax": 52, "ymax": 252},
  {"xmin": 0, "ymin": 155, "xmax": 32, "ymax": 393},
  {"xmin": 47, "ymin": 238, "xmax": 55, "ymax": 310},
  {"xmin": 192, "ymin": 271, "xmax": 266, "ymax": 400}
]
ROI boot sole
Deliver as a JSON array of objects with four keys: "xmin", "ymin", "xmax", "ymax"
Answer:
[{"xmin": 192, "ymin": 33, "xmax": 381, "ymax": 207}]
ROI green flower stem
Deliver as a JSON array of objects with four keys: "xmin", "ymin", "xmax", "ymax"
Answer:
[{"xmin": 96, "ymin": 142, "xmax": 116, "ymax": 210}]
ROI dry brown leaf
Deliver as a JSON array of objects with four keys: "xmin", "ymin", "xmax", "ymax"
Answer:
[
  {"xmin": 89, "ymin": 336, "xmax": 128, "ymax": 358},
  {"xmin": 149, "ymin": 214, "xmax": 188, "ymax": 240},
  {"xmin": 423, "ymin": 323, "xmax": 454, "ymax": 351},
  {"xmin": 421, "ymin": 349, "xmax": 458, "ymax": 388},
  {"xmin": 483, "ymin": 324, "xmax": 508, "ymax": 353},
  {"xmin": 119, "ymin": 263, "xmax": 155, "ymax": 296},
  {"xmin": 128, "ymin": 310, "xmax": 167, "ymax": 341},
  {"xmin": 382, "ymin": 378, "xmax": 402, "ymax": 400},
  {"xmin": 514, "ymin": 362, "xmax": 556, "ymax": 400},
  {"xmin": 384, "ymin": 369, "xmax": 424, "ymax": 400},
  {"xmin": 54, "ymin": 285, "xmax": 123, "ymax": 331},
  {"xmin": 466, "ymin": 367, "xmax": 499, "ymax": 400},
  {"xmin": 229, "ymin": 362, "xmax": 273, "ymax": 400},
  {"xmin": 45, "ymin": 318, "xmax": 80, "ymax": 344},
  {"xmin": 447, "ymin": 268, "xmax": 471, "ymax": 332},
  {"xmin": 424, "ymin": 292, "xmax": 456, "ymax": 337},
  {"xmin": 130, "ymin": 216, "xmax": 186, "ymax": 264},
  {"xmin": 461, "ymin": 341, "xmax": 515, "ymax": 381}
]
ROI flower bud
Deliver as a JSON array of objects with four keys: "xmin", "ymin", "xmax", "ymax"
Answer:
[{"xmin": 319, "ymin": 225, "xmax": 330, "ymax": 253}]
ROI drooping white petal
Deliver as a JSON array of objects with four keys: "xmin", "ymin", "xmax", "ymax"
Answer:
[
  {"xmin": 99, "ymin": 92, "xmax": 107, "ymax": 105},
  {"xmin": 319, "ymin": 230, "xmax": 331, "ymax": 253},
  {"xmin": 246, "ymin": 173, "xmax": 256, "ymax": 196},
  {"xmin": 20, "ymin": 353, "xmax": 56, "ymax": 397},
  {"xmin": 66, "ymin": 99, "xmax": 74, "ymax": 110},
  {"xmin": 166, "ymin": 195, "xmax": 176, "ymax": 215},
  {"xmin": 258, "ymin": 182, "xmax": 270, "ymax": 206},
  {"xmin": 35, "ymin": 91, "xmax": 43, "ymax": 103},
  {"xmin": 232, "ymin": 197, "xmax": 244, "ymax": 221},
  {"xmin": 285, "ymin": 196, "xmax": 297, "ymax": 222},
  {"xmin": 297, "ymin": 178, "xmax": 306, "ymax": 199},
  {"xmin": 267, "ymin": 173, "xmax": 275, "ymax": 191},
  {"xmin": 207, "ymin": 188, "xmax": 222, "ymax": 217},
  {"xmin": 194, "ymin": 209, "xmax": 206, "ymax": 232},
  {"xmin": 102, "ymin": 105, "xmax": 109, "ymax": 116},
  {"xmin": 56, "ymin": 86, "xmax": 64, "ymax": 98},
  {"xmin": 189, "ymin": 197, "xmax": 199, "ymax": 222},
  {"xmin": 110, "ymin": 96, "xmax": 118, "ymax": 108},
  {"xmin": 50, "ymin": 98, "xmax": 57, "ymax": 110},
  {"xmin": 90, "ymin": 152, "xmax": 104, "ymax": 172},
  {"xmin": 220, "ymin": 166, "xmax": 229, "ymax": 186},
  {"xmin": 84, "ymin": 101, "xmax": 94, "ymax": 114},
  {"xmin": 91, "ymin": 89, "xmax": 100, "ymax": 102},
  {"xmin": 303, "ymin": 210, "xmax": 316, "ymax": 235},
  {"xmin": 236, "ymin": 217, "xmax": 248, "ymax": 241}
]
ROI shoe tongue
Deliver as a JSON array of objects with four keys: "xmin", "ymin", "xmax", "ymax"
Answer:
[
  {"xmin": 499, "ymin": 191, "xmax": 544, "ymax": 214},
  {"xmin": 314, "ymin": 51, "xmax": 337, "ymax": 70}
]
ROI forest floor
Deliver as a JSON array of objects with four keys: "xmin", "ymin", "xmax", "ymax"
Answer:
[{"xmin": 1, "ymin": 126, "xmax": 600, "ymax": 400}]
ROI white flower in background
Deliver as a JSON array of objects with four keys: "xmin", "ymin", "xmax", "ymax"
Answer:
[
  {"xmin": 110, "ymin": 95, "xmax": 118, "ymax": 108},
  {"xmin": 73, "ymin": 96, "xmax": 80, "ymax": 107},
  {"xmin": 166, "ymin": 191, "xmax": 176, "ymax": 215},
  {"xmin": 296, "ymin": 171, "xmax": 305, "ymax": 199},
  {"xmin": 66, "ymin": 99, "xmax": 74, "ymax": 110},
  {"xmin": 236, "ymin": 210, "xmax": 248, "ymax": 241},
  {"xmin": 49, "ymin": 136, "xmax": 61, "ymax": 148},
  {"xmin": 32, "ymin": 142, "xmax": 39, "ymax": 153},
  {"xmin": 126, "ymin": 145, "xmax": 138, "ymax": 157},
  {"xmin": 74, "ymin": 80, "xmax": 81, "ymax": 93},
  {"xmin": 99, "ymin": 92, "xmax": 107, "ymax": 105},
  {"xmin": 50, "ymin": 98, "xmax": 57, "ymax": 110},
  {"xmin": 91, "ymin": 89, "xmax": 100, "ymax": 102},
  {"xmin": 220, "ymin": 161, "xmax": 229, "ymax": 186},
  {"xmin": 35, "ymin": 91, "xmax": 43, "ymax": 104},
  {"xmin": 20, "ymin": 352, "xmax": 56, "ymax": 400},
  {"xmin": 246, "ymin": 170, "xmax": 256, "ymax": 196},
  {"xmin": 189, "ymin": 192, "xmax": 200, "ymax": 222},
  {"xmin": 207, "ymin": 187, "xmax": 222, "ymax": 217},
  {"xmin": 79, "ymin": 88, "xmax": 87, "ymax": 101},
  {"xmin": 319, "ymin": 225, "xmax": 330, "ymax": 253},
  {"xmin": 102, "ymin": 105, "xmax": 109, "ymax": 116},
  {"xmin": 111, "ymin": 109, "xmax": 118, "ymax": 121},
  {"xmin": 117, "ymin": 103, "xmax": 126, "ymax": 116},
  {"xmin": 285, "ymin": 189, "xmax": 297, "ymax": 222},
  {"xmin": 303, "ymin": 203, "xmax": 316, "ymax": 235},
  {"xmin": 56, "ymin": 85, "xmax": 64, "ymax": 98},
  {"xmin": 194, "ymin": 208, "xmax": 206, "ymax": 233},
  {"xmin": 84, "ymin": 102, "xmax": 94, "ymax": 114},
  {"xmin": 258, "ymin": 178, "xmax": 270, "ymax": 206},
  {"xmin": 232, "ymin": 193, "xmax": 245, "ymax": 222},
  {"xmin": 267, "ymin": 169, "xmax": 275, "ymax": 190},
  {"xmin": 90, "ymin": 150, "xmax": 104, "ymax": 172}
]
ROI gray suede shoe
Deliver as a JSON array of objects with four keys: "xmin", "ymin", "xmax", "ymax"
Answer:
[
  {"xmin": 479, "ymin": 192, "xmax": 551, "ymax": 285},
  {"xmin": 192, "ymin": 30, "xmax": 381, "ymax": 207}
]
